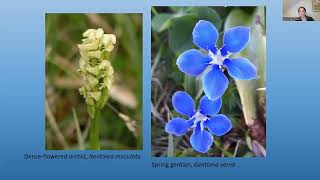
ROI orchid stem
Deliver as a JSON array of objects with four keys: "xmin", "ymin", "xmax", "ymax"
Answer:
[{"xmin": 89, "ymin": 108, "xmax": 101, "ymax": 150}]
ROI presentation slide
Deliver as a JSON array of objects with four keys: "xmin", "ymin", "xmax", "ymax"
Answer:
[{"xmin": 0, "ymin": 0, "xmax": 319, "ymax": 179}]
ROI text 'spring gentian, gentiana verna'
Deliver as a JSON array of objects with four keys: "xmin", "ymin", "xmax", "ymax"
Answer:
[
  {"xmin": 165, "ymin": 91, "xmax": 232, "ymax": 153},
  {"xmin": 177, "ymin": 20, "xmax": 257, "ymax": 101}
]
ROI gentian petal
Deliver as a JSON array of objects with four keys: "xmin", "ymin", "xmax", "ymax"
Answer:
[
  {"xmin": 172, "ymin": 91, "xmax": 195, "ymax": 117},
  {"xmin": 199, "ymin": 96, "xmax": 222, "ymax": 116},
  {"xmin": 224, "ymin": 58, "xmax": 257, "ymax": 80},
  {"xmin": 202, "ymin": 65, "xmax": 229, "ymax": 101},
  {"xmin": 205, "ymin": 114, "xmax": 232, "ymax": 136},
  {"xmin": 190, "ymin": 123, "xmax": 213, "ymax": 153},
  {"xmin": 176, "ymin": 49, "xmax": 211, "ymax": 76},
  {"xmin": 187, "ymin": 118, "xmax": 195, "ymax": 127},
  {"xmin": 223, "ymin": 26, "xmax": 250, "ymax": 53},
  {"xmin": 192, "ymin": 20, "xmax": 219, "ymax": 53},
  {"xmin": 165, "ymin": 118, "xmax": 189, "ymax": 136}
]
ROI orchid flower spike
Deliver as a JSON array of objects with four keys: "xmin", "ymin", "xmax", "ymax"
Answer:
[{"xmin": 78, "ymin": 28, "xmax": 116, "ymax": 118}]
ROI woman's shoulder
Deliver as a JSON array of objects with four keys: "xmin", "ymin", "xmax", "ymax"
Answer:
[{"xmin": 307, "ymin": 16, "xmax": 314, "ymax": 21}]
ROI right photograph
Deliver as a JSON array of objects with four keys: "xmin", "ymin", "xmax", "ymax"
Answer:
[{"xmin": 151, "ymin": 6, "xmax": 266, "ymax": 157}]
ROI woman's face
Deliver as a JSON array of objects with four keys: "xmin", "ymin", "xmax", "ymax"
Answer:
[{"xmin": 299, "ymin": 8, "xmax": 306, "ymax": 17}]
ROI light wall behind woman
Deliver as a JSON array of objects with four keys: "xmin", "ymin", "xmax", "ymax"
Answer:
[{"xmin": 283, "ymin": 0, "xmax": 320, "ymax": 20}]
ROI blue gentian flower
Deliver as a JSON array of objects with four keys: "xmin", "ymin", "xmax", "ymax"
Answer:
[
  {"xmin": 176, "ymin": 20, "xmax": 257, "ymax": 100},
  {"xmin": 165, "ymin": 91, "xmax": 232, "ymax": 153}
]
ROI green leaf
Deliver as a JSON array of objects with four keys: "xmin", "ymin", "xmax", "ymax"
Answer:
[
  {"xmin": 96, "ymin": 88, "xmax": 110, "ymax": 109},
  {"xmin": 253, "ymin": 7, "xmax": 266, "ymax": 88},
  {"xmin": 225, "ymin": 9, "xmax": 255, "ymax": 126},
  {"xmin": 224, "ymin": 8, "xmax": 266, "ymax": 126},
  {"xmin": 189, "ymin": 7, "xmax": 222, "ymax": 30},
  {"xmin": 168, "ymin": 14, "xmax": 198, "ymax": 54},
  {"xmin": 152, "ymin": 13, "xmax": 173, "ymax": 33},
  {"xmin": 224, "ymin": 8, "xmax": 253, "ymax": 28},
  {"xmin": 168, "ymin": 8, "xmax": 222, "ymax": 54},
  {"xmin": 183, "ymin": 75, "xmax": 202, "ymax": 101}
]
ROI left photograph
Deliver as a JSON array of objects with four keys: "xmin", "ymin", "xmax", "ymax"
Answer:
[{"xmin": 45, "ymin": 13, "xmax": 142, "ymax": 150}]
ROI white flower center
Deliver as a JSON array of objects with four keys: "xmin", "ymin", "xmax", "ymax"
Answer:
[
  {"xmin": 192, "ymin": 111, "xmax": 209, "ymax": 132},
  {"xmin": 208, "ymin": 50, "xmax": 226, "ymax": 68}
]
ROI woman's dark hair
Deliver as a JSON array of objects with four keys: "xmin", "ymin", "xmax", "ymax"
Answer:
[{"xmin": 298, "ymin": 6, "xmax": 306, "ymax": 12}]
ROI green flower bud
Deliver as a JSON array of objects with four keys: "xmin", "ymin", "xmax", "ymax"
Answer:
[
  {"xmin": 78, "ymin": 42, "xmax": 99, "ymax": 52},
  {"xmin": 87, "ymin": 50, "xmax": 102, "ymax": 59},
  {"xmin": 102, "ymin": 34, "xmax": 116, "ymax": 52},
  {"xmin": 78, "ymin": 28, "xmax": 116, "ymax": 118},
  {"xmin": 87, "ymin": 91, "xmax": 102, "ymax": 101},
  {"xmin": 86, "ymin": 66, "xmax": 99, "ymax": 76}
]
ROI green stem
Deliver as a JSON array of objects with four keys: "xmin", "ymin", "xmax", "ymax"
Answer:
[
  {"xmin": 167, "ymin": 134, "xmax": 174, "ymax": 157},
  {"xmin": 89, "ymin": 109, "xmax": 101, "ymax": 150}
]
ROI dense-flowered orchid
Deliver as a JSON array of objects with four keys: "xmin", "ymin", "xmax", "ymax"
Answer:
[
  {"xmin": 165, "ymin": 91, "xmax": 232, "ymax": 153},
  {"xmin": 78, "ymin": 28, "xmax": 116, "ymax": 150},
  {"xmin": 176, "ymin": 20, "xmax": 257, "ymax": 100},
  {"xmin": 78, "ymin": 28, "xmax": 116, "ymax": 119}
]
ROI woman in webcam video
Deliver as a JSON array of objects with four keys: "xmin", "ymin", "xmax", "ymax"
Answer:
[{"xmin": 296, "ymin": 6, "xmax": 314, "ymax": 21}]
